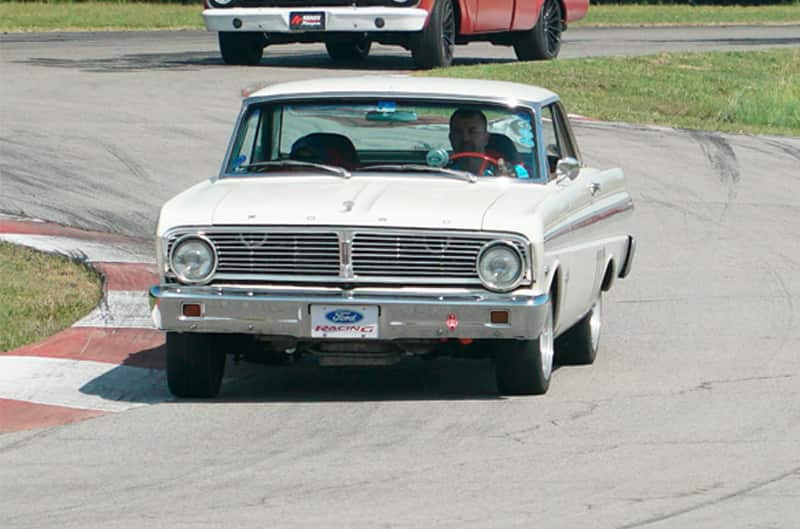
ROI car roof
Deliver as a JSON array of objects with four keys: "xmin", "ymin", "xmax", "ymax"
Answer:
[{"xmin": 245, "ymin": 75, "xmax": 559, "ymax": 105}]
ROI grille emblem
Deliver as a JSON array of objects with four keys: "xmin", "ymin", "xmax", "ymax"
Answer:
[{"xmin": 340, "ymin": 236, "xmax": 354, "ymax": 279}]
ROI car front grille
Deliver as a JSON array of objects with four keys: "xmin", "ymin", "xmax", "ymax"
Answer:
[
  {"xmin": 351, "ymin": 233, "xmax": 486, "ymax": 277},
  {"xmin": 211, "ymin": 231, "xmax": 341, "ymax": 276},
  {"xmin": 165, "ymin": 227, "xmax": 530, "ymax": 286}
]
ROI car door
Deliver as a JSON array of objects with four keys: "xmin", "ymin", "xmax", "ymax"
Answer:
[
  {"xmin": 475, "ymin": 0, "xmax": 514, "ymax": 32},
  {"xmin": 541, "ymin": 102, "xmax": 601, "ymax": 332}
]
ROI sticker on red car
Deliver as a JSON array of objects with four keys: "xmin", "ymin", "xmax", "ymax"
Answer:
[{"xmin": 289, "ymin": 12, "xmax": 325, "ymax": 30}]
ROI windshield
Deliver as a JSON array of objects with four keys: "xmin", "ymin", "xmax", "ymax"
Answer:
[{"xmin": 224, "ymin": 99, "xmax": 541, "ymax": 181}]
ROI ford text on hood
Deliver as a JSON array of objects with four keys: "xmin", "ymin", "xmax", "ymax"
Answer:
[{"xmin": 159, "ymin": 176, "xmax": 551, "ymax": 234}]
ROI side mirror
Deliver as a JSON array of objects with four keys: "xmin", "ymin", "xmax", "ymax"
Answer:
[{"xmin": 556, "ymin": 157, "xmax": 580, "ymax": 181}]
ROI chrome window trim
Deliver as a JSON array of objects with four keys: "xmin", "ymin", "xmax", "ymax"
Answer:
[{"xmin": 219, "ymin": 94, "xmax": 547, "ymax": 181}]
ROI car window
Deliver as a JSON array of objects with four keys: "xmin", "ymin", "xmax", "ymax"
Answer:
[
  {"xmin": 542, "ymin": 103, "xmax": 578, "ymax": 180},
  {"xmin": 552, "ymin": 102, "xmax": 581, "ymax": 163},
  {"xmin": 223, "ymin": 100, "xmax": 543, "ymax": 181},
  {"xmin": 227, "ymin": 108, "xmax": 263, "ymax": 172}
]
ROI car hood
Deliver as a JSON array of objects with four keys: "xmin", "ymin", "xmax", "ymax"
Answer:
[{"xmin": 159, "ymin": 176, "xmax": 551, "ymax": 233}]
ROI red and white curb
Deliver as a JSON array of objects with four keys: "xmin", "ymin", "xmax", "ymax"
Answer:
[{"xmin": 0, "ymin": 217, "xmax": 168, "ymax": 433}]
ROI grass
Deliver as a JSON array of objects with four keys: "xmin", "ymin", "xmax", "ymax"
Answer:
[
  {"xmin": 0, "ymin": 2, "xmax": 203, "ymax": 31},
  {"xmin": 422, "ymin": 49, "xmax": 800, "ymax": 136},
  {"xmin": 574, "ymin": 4, "xmax": 800, "ymax": 27},
  {"xmin": 0, "ymin": 2, "xmax": 799, "ymax": 31},
  {"xmin": 0, "ymin": 242, "xmax": 102, "ymax": 352}
]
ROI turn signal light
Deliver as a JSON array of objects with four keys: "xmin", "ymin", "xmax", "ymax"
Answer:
[
  {"xmin": 182, "ymin": 303, "xmax": 202, "ymax": 317},
  {"xmin": 490, "ymin": 311, "xmax": 509, "ymax": 324}
]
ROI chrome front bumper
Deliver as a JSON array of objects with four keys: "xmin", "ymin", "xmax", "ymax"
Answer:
[
  {"xmin": 203, "ymin": 7, "xmax": 428, "ymax": 33},
  {"xmin": 150, "ymin": 285, "xmax": 549, "ymax": 340}
]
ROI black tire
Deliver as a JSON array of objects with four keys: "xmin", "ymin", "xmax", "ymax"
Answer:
[
  {"xmin": 410, "ymin": 0, "xmax": 456, "ymax": 69},
  {"xmin": 166, "ymin": 332, "xmax": 226, "ymax": 398},
  {"xmin": 495, "ymin": 302, "xmax": 554, "ymax": 395},
  {"xmin": 325, "ymin": 37, "xmax": 371, "ymax": 63},
  {"xmin": 218, "ymin": 32, "xmax": 265, "ymax": 66},
  {"xmin": 514, "ymin": 0, "xmax": 563, "ymax": 61},
  {"xmin": 556, "ymin": 295, "xmax": 602, "ymax": 365}
]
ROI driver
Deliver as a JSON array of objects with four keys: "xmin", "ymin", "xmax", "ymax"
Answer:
[
  {"xmin": 448, "ymin": 109, "xmax": 526, "ymax": 177},
  {"xmin": 448, "ymin": 108, "xmax": 491, "ymax": 175}
]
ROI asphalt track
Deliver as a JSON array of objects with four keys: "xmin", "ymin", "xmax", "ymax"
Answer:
[{"xmin": 1, "ymin": 26, "xmax": 799, "ymax": 528}]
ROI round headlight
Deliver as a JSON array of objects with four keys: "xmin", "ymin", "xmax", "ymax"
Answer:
[
  {"xmin": 477, "ymin": 241, "xmax": 524, "ymax": 292},
  {"xmin": 209, "ymin": 0, "xmax": 235, "ymax": 7},
  {"xmin": 170, "ymin": 235, "xmax": 217, "ymax": 284}
]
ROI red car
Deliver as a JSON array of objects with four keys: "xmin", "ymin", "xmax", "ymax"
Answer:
[{"xmin": 203, "ymin": 0, "xmax": 589, "ymax": 68}]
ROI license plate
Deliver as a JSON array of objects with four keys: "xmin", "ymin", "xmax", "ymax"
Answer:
[
  {"xmin": 289, "ymin": 12, "xmax": 325, "ymax": 30},
  {"xmin": 311, "ymin": 305, "xmax": 378, "ymax": 339}
]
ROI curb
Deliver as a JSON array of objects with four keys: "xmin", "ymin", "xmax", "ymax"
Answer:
[{"xmin": 0, "ymin": 217, "xmax": 168, "ymax": 433}]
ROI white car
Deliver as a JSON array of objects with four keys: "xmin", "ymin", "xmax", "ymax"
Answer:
[{"xmin": 150, "ymin": 75, "xmax": 635, "ymax": 398}]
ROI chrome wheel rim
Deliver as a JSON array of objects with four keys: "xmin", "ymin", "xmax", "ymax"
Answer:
[
  {"xmin": 442, "ymin": 0, "xmax": 455, "ymax": 63},
  {"xmin": 540, "ymin": 305, "xmax": 555, "ymax": 380},
  {"xmin": 590, "ymin": 296, "xmax": 603, "ymax": 351},
  {"xmin": 543, "ymin": 0, "xmax": 563, "ymax": 56}
]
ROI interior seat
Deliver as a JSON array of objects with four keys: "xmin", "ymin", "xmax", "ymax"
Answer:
[
  {"xmin": 290, "ymin": 133, "xmax": 360, "ymax": 170},
  {"xmin": 487, "ymin": 133, "xmax": 521, "ymax": 165},
  {"xmin": 487, "ymin": 133, "xmax": 532, "ymax": 178}
]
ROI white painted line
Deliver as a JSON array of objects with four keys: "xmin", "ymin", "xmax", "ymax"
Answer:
[
  {"xmin": 73, "ymin": 291, "xmax": 155, "ymax": 329},
  {"xmin": 0, "ymin": 213, "xmax": 46, "ymax": 222},
  {"xmin": 0, "ymin": 356, "xmax": 172, "ymax": 413},
  {"xmin": 0, "ymin": 234, "xmax": 154, "ymax": 264}
]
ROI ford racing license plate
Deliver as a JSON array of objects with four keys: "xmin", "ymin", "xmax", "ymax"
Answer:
[
  {"xmin": 290, "ymin": 12, "xmax": 325, "ymax": 30},
  {"xmin": 311, "ymin": 305, "xmax": 378, "ymax": 339}
]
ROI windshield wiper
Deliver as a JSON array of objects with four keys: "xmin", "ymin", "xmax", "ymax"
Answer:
[
  {"xmin": 357, "ymin": 164, "xmax": 477, "ymax": 183},
  {"xmin": 238, "ymin": 160, "xmax": 351, "ymax": 178}
]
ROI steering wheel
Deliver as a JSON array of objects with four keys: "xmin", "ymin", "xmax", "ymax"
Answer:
[{"xmin": 448, "ymin": 151, "xmax": 500, "ymax": 175}]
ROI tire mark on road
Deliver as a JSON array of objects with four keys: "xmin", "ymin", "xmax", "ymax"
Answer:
[
  {"xmin": 762, "ymin": 138, "xmax": 800, "ymax": 163},
  {"xmin": 614, "ymin": 465, "xmax": 800, "ymax": 529},
  {"xmin": 100, "ymin": 142, "xmax": 150, "ymax": 182},
  {"xmin": 0, "ymin": 428, "xmax": 59, "ymax": 455},
  {"xmin": 677, "ymin": 374, "xmax": 795, "ymax": 396},
  {"xmin": 637, "ymin": 193, "xmax": 719, "ymax": 224},
  {"xmin": 689, "ymin": 131, "xmax": 741, "ymax": 220},
  {"xmin": 765, "ymin": 265, "xmax": 797, "ymax": 358}
]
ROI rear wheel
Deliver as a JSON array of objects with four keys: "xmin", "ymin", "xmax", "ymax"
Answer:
[
  {"xmin": 325, "ymin": 37, "xmax": 371, "ymax": 62},
  {"xmin": 410, "ymin": 0, "xmax": 455, "ymax": 69},
  {"xmin": 218, "ymin": 32, "xmax": 265, "ymax": 66},
  {"xmin": 556, "ymin": 295, "xmax": 602, "ymax": 365},
  {"xmin": 514, "ymin": 0, "xmax": 563, "ymax": 61},
  {"xmin": 495, "ymin": 302, "xmax": 554, "ymax": 395},
  {"xmin": 166, "ymin": 332, "xmax": 226, "ymax": 398}
]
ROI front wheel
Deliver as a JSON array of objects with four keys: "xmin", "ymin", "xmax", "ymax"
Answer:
[
  {"xmin": 556, "ymin": 295, "xmax": 602, "ymax": 365},
  {"xmin": 218, "ymin": 32, "xmax": 265, "ymax": 66},
  {"xmin": 325, "ymin": 37, "xmax": 371, "ymax": 62},
  {"xmin": 513, "ymin": 0, "xmax": 563, "ymax": 61},
  {"xmin": 495, "ymin": 302, "xmax": 555, "ymax": 395},
  {"xmin": 410, "ymin": 0, "xmax": 455, "ymax": 69},
  {"xmin": 166, "ymin": 332, "xmax": 226, "ymax": 398}
]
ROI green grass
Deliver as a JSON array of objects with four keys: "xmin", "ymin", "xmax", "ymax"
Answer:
[
  {"xmin": 422, "ymin": 49, "xmax": 800, "ymax": 136},
  {"xmin": 0, "ymin": 2, "xmax": 203, "ymax": 31},
  {"xmin": 0, "ymin": 243, "xmax": 102, "ymax": 352},
  {"xmin": 0, "ymin": 2, "xmax": 799, "ymax": 31},
  {"xmin": 575, "ymin": 4, "xmax": 800, "ymax": 27}
]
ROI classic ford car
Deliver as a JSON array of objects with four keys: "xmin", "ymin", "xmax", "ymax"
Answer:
[
  {"xmin": 149, "ymin": 75, "xmax": 635, "ymax": 398},
  {"xmin": 203, "ymin": 0, "xmax": 589, "ymax": 68}
]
